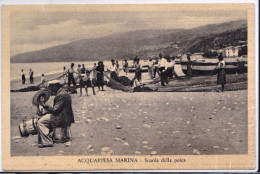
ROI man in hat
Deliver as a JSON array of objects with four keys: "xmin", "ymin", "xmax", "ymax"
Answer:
[
  {"xmin": 37, "ymin": 85, "xmax": 74, "ymax": 148},
  {"xmin": 158, "ymin": 53, "xmax": 168, "ymax": 86}
]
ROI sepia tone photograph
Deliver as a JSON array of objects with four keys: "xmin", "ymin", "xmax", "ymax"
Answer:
[{"xmin": 1, "ymin": 3, "xmax": 257, "ymax": 171}]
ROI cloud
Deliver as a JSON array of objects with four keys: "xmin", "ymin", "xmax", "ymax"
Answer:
[{"xmin": 10, "ymin": 10, "xmax": 247, "ymax": 56}]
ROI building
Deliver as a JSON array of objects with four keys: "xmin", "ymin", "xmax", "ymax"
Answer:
[{"xmin": 222, "ymin": 46, "xmax": 240, "ymax": 57}]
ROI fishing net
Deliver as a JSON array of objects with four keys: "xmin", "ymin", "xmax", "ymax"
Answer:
[{"xmin": 104, "ymin": 73, "xmax": 134, "ymax": 92}]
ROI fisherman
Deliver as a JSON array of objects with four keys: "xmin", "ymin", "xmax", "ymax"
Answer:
[
  {"xmin": 158, "ymin": 53, "xmax": 168, "ymax": 86},
  {"xmin": 216, "ymin": 53, "xmax": 226, "ymax": 92},
  {"xmin": 165, "ymin": 55, "xmax": 173, "ymax": 80},
  {"xmin": 171, "ymin": 56, "xmax": 180, "ymax": 79},
  {"xmin": 148, "ymin": 57, "xmax": 154, "ymax": 79},
  {"xmin": 134, "ymin": 56, "xmax": 142, "ymax": 83},
  {"xmin": 123, "ymin": 59, "xmax": 129, "ymax": 75},
  {"xmin": 29, "ymin": 69, "xmax": 34, "ymax": 84},
  {"xmin": 92, "ymin": 63, "xmax": 97, "ymax": 81},
  {"xmin": 37, "ymin": 85, "xmax": 74, "ymax": 148},
  {"xmin": 62, "ymin": 66, "xmax": 68, "ymax": 84},
  {"xmin": 76, "ymin": 64, "xmax": 82, "ymax": 83},
  {"xmin": 153, "ymin": 57, "xmax": 159, "ymax": 78},
  {"xmin": 21, "ymin": 69, "xmax": 26, "ymax": 84},
  {"xmin": 80, "ymin": 70, "xmax": 96, "ymax": 96},
  {"xmin": 116, "ymin": 60, "xmax": 120, "ymax": 76},
  {"xmin": 81, "ymin": 64, "xmax": 86, "ymax": 74},
  {"xmin": 96, "ymin": 61, "xmax": 105, "ymax": 91},
  {"xmin": 108, "ymin": 59, "xmax": 118, "ymax": 81},
  {"xmin": 186, "ymin": 54, "xmax": 192, "ymax": 79},
  {"xmin": 68, "ymin": 63, "xmax": 77, "ymax": 87}
]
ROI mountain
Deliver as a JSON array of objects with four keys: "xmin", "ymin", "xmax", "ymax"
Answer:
[{"xmin": 11, "ymin": 20, "xmax": 247, "ymax": 63}]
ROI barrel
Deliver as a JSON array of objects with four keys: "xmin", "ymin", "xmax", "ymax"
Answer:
[
  {"xmin": 19, "ymin": 118, "xmax": 38, "ymax": 137},
  {"xmin": 53, "ymin": 126, "xmax": 71, "ymax": 143}
]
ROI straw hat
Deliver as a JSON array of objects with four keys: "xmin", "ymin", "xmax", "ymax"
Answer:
[{"xmin": 32, "ymin": 89, "xmax": 51, "ymax": 106}]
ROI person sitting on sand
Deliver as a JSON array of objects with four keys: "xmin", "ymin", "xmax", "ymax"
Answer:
[
  {"xmin": 80, "ymin": 70, "xmax": 96, "ymax": 96},
  {"xmin": 21, "ymin": 69, "xmax": 26, "ymax": 84},
  {"xmin": 37, "ymin": 85, "xmax": 74, "ymax": 148}
]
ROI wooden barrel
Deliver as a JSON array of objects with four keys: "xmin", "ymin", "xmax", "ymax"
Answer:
[
  {"xmin": 19, "ymin": 118, "xmax": 38, "ymax": 137},
  {"xmin": 53, "ymin": 126, "xmax": 71, "ymax": 143}
]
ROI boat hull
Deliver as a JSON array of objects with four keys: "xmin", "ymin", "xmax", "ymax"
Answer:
[{"xmin": 180, "ymin": 57, "xmax": 247, "ymax": 76}]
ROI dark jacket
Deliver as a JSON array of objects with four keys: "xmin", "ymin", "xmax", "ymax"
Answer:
[{"xmin": 45, "ymin": 88, "xmax": 75, "ymax": 127}]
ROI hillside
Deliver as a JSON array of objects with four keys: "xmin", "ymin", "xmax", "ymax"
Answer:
[{"xmin": 11, "ymin": 20, "xmax": 247, "ymax": 63}]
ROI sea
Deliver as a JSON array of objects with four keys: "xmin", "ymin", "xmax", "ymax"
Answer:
[{"xmin": 11, "ymin": 60, "xmax": 184, "ymax": 81}]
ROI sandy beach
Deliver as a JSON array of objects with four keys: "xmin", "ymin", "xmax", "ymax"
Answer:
[{"xmin": 11, "ymin": 82, "xmax": 248, "ymax": 156}]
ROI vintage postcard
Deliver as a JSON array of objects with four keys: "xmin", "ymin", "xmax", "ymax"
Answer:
[{"xmin": 1, "ymin": 3, "xmax": 257, "ymax": 171}]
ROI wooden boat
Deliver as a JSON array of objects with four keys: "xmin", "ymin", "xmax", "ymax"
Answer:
[{"xmin": 180, "ymin": 53, "xmax": 247, "ymax": 76}]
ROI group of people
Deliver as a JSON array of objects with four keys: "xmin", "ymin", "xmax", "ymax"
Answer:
[
  {"xmin": 21, "ymin": 69, "xmax": 34, "ymax": 84},
  {"xmin": 62, "ymin": 61, "xmax": 105, "ymax": 96},
  {"xmin": 147, "ymin": 53, "xmax": 180, "ymax": 86}
]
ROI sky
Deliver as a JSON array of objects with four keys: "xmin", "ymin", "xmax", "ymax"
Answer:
[{"xmin": 10, "ymin": 9, "xmax": 247, "ymax": 56}]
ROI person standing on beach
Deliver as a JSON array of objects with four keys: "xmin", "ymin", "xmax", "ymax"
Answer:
[
  {"xmin": 37, "ymin": 85, "xmax": 75, "ymax": 148},
  {"xmin": 81, "ymin": 64, "xmax": 86, "ymax": 74},
  {"xmin": 108, "ymin": 59, "xmax": 118, "ymax": 81},
  {"xmin": 123, "ymin": 59, "xmax": 129, "ymax": 75},
  {"xmin": 96, "ymin": 61, "xmax": 105, "ymax": 91},
  {"xmin": 216, "ymin": 53, "xmax": 226, "ymax": 92},
  {"xmin": 21, "ymin": 69, "xmax": 26, "ymax": 84},
  {"xmin": 186, "ymin": 54, "xmax": 193, "ymax": 79},
  {"xmin": 29, "ymin": 69, "xmax": 34, "ymax": 84},
  {"xmin": 134, "ymin": 56, "xmax": 142, "ymax": 83},
  {"xmin": 153, "ymin": 58, "xmax": 159, "ymax": 78},
  {"xmin": 80, "ymin": 70, "xmax": 96, "ymax": 96},
  {"xmin": 148, "ymin": 57, "xmax": 154, "ymax": 79},
  {"xmin": 92, "ymin": 63, "xmax": 97, "ymax": 85},
  {"xmin": 116, "ymin": 60, "xmax": 120, "ymax": 76},
  {"xmin": 62, "ymin": 66, "xmax": 68, "ymax": 84},
  {"xmin": 68, "ymin": 63, "xmax": 76, "ymax": 87},
  {"xmin": 158, "ymin": 53, "xmax": 168, "ymax": 86}
]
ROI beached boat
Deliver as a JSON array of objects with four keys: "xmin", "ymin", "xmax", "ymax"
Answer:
[{"xmin": 180, "ymin": 53, "xmax": 248, "ymax": 75}]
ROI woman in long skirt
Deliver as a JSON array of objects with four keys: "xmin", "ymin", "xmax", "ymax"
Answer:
[
  {"xmin": 216, "ymin": 54, "xmax": 226, "ymax": 92},
  {"xmin": 96, "ymin": 61, "xmax": 105, "ymax": 91}
]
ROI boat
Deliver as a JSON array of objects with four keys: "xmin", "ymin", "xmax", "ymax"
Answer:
[{"xmin": 180, "ymin": 53, "xmax": 248, "ymax": 76}]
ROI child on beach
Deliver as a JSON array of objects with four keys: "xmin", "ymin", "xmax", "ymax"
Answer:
[
  {"xmin": 80, "ymin": 70, "xmax": 96, "ymax": 96},
  {"xmin": 41, "ymin": 74, "xmax": 45, "ymax": 84},
  {"xmin": 36, "ymin": 94, "xmax": 50, "ymax": 118}
]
